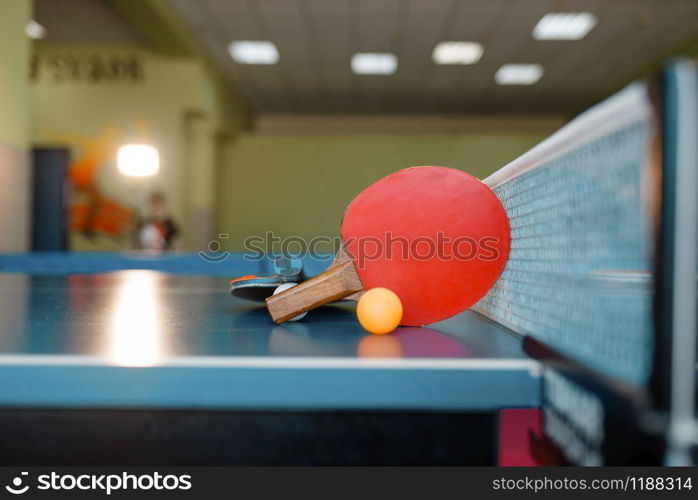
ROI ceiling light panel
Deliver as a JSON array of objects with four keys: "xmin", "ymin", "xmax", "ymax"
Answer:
[
  {"xmin": 495, "ymin": 64, "xmax": 544, "ymax": 85},
  {"xmin": 25, "ymin": 20, "xmax": 47, "ymax": 40},
  {"xmin": 351, "ymin": 53, "xmax": 398, "ymax": 75},
  {"xmin": 228, "ymin": 41, "xmax": 279, "ymax": 65},
  {"xmin": 432, "ymin": 42, "xmax": 484, "ymax": 65},
  {"xmin": 532, "ymin": 13, "xmax": 597, "ymax": 40}
]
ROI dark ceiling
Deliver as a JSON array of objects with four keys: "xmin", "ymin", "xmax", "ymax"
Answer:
[{"xmin": 35, "ymin": 0, "xmax": 698, "ymax": 114}]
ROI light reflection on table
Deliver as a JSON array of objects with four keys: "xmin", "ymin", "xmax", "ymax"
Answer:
[{"xmin": 109, "ymin": 270, "xmax": 164, "ymax": 367}]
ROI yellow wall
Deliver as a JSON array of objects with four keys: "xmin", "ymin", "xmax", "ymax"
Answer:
[
  {"xmin": 218, "ymin": 133, "xmax": 546, "ymax": 251},
  {"xmin": 30, "ymin": 43, "xmax": 247, "ymax": 251},
  {"xmin": 0, "ymin": 0, "xmax": 31, "ymax": 252},
  {"xmin": 0, "ymin": 0, "xmax": 30, "ymax": 147}
]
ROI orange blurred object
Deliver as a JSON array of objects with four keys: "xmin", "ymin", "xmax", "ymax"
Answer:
[
  {"xmin": 357, "ymin": 335, "xmax": 403, "ymax": 357},
  {"xmin": 356, "ymin": 287, "xmax": 403, "ymax": 335}
]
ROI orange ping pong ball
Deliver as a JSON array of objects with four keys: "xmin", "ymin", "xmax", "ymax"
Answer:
[{"xmin": 356, "ymin": 287, "xmax": 403, "ymax": 335}]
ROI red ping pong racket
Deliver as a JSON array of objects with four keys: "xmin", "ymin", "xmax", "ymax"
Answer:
[{"xmin": 266, "ymin": 166, "xmax": 510, "ymax": 325}]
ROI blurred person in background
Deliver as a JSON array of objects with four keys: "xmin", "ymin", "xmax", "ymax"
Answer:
[{"xmin": 137, "ymin": 191, "xmax": 179, "ymax": 252}]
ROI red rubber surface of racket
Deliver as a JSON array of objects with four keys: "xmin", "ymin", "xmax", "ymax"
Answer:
[{"xmin": 341, "ymin": 166, "xmax": 510, "ymax": 326}]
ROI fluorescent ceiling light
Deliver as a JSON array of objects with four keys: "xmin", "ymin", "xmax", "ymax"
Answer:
[
  {"xmin": 351, "ymin": 53, "xmax": 397, "ymax": 75},
  {"xmin": 532, "ymin": 12, "xmax": 597, "ymax": 40},
  {"xmin": 495, "ymin": 64, "xmax": 544, "ymax": 85},
  {"xmin": 117, "ymin": 145, "xmax": 160, "ymax": 177},
  {"xmin": 228, "ymin": 41, "xmax": 279, "ymax": 65},
  {"xmin": 25, "ymin": 20, "xmax": 46, "ymax": 40},
  {"xmin": 432, "ymin": 41, "xmax": 483, "ymax": 65}
]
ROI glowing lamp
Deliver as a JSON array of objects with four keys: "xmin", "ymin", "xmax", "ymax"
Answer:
[{"xmin": 117, "ymin": 144, "xmax": 159, "ymax": 177}]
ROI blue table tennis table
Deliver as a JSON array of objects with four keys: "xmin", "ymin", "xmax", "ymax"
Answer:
[{"xmin": 0, "ymin": 252, "xmax": 541, "ymax": 465}]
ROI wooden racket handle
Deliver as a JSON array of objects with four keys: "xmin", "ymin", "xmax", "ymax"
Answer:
[{"xmin": 266, "ymin": 260, "xmax": 363, "ymax": 323}]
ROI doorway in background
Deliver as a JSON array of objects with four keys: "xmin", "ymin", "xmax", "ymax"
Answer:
[{"xmin": 31, "ymin": 148, "xmax": 69, "ymax": 251}]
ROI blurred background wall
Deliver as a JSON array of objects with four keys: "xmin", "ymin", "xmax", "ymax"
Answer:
[
  {"xmin": 30, "ymin": 43, "xmax": 246, "ymax": 250},
  {"xmin": 1, "ymin": 0, "xmax": 697, "ymax": 253},
  {"xmin": 0, "ymin": 0, "xmax": 32, "ymax": 252},
  {"xmin": 219, "ymin": 130, "xmax": 550, "ymax": 247}
]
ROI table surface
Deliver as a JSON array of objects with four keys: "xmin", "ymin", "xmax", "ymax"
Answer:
[{"xmin": 0, "ymin": 270, "xmax": 541, "ymax": 411}]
